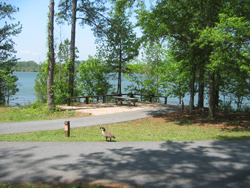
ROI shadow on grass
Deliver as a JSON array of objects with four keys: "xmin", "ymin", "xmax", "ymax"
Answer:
[
  {"xmin": 148, "ymin": 108, "xmax": 250, "ymax": 131},
  {"xmin": 1, "ymin": 141, "xmax": 250, "ymax": 187}
]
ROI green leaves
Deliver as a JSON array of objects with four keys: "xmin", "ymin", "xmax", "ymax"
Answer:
[
  {"xmin": 78, "ymin": 56, "xmax": 112, "ymax": 96},
  {"xmin": 0, "ymin": 2, "xmax": 21, "ymax": 105},
  {"xmin": 196, "ymin": 13, "xmax": 250, "ymax": 72}
]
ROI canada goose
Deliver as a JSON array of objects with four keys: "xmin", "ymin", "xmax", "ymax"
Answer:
[{"xmin": 100, "ymin": 127, "xmax": 115, "ymax": 141}]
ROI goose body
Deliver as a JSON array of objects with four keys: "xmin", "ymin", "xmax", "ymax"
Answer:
[{"xmin": 100, "ymin": 127, "xmax": 115, "ymax": 141}]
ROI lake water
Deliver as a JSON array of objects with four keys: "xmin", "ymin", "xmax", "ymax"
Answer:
[
  {"xmin": 11, "ymin": 72, "xmax": 38, "ymax": 106},
  {"xmin": 11, "ymin": 72, "xmax": 212, "ymax": 107}
]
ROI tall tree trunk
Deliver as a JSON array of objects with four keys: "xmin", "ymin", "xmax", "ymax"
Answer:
[
  {"xmin": 156, "ymin": 54, "xmax": 159, "ymax": 96},
  {"xmin": 215, "ymin": 71, "xmax": 220, "ymax": 109},
  {"xmin": 209, "ymin": 71, "xmax": 216, "ymax": 118},
  {"xmin": 178, "ymin": 82, "xmax": 182, "ymax": 104},
  {"xmin": 118, "ymin": 43, "xmax": 122, "ymax": 95},
  {"xmin": 69, "ymin": 0, "xmax": 77, "ymax": 97},
  {"xmin": 47, "ymin": 0, "xmax": 55, "ymax": 111},
  {"xmin": 198, "ymin": 68, "xmax": 204, "ymax": 110},
  {"xmin": 190, "ymin": 65, "xmax": 196, "ymax": 113}
]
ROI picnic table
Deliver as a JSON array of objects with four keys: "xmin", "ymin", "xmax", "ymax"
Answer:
[{"xmin": 114, "ymin": 96, "xmax": 138, "ymax": 106}]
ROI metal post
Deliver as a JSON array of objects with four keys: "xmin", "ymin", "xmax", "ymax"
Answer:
[{"xmin": 64, "ymin": 121, "xmax": 70, "ymax": 137}]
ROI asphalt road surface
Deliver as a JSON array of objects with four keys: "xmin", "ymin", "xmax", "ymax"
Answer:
[{"xmin": 1, "ymin": 140, "xmax": 250, "ymax": 188}]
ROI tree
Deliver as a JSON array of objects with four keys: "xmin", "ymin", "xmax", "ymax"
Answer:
[
  {"xmin": 143, "ymin": 42, "xmax": 166, "ymax": 96},
  {"xmin": 195, "ymin": 13, "xmax": 250, "ymax": 112},
  {"xmin": 47, "ymin": 0, "xmax": 55, "ymax": 111},
  {"xmin": 0, "ymin": 2, "xmax": 22, "ymax": 105},
  {"xmin": 34, "ymin": 62, "xmax": 48, "ymax": 103},
  {"xmin": 78, "ymin": 55, "xmax": 112, "ymax": 96},
  {"xmin": 57, "ymin": 0, "xmax": 108, "ymax": 97},
  {"xmin": 97, "ymin": 11, "xmax": 139, "ymax": 95},
  {"xmin": 125, "ymin": 42, "xmax": 167, "ymax": 101},
  {"xmin": 135, "ymin": 0, "xmax": 250, "ymax": 117}
]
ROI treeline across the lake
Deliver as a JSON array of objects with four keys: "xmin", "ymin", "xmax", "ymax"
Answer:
[
  {"xmin": 14, "ymin": 61, "xmax": 42, "ymax": 72},
  {"xmin": 13, "ymin": 60, "xmax": 83, "ymax": 72}
]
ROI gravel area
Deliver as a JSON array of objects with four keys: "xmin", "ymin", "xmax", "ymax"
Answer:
[{"xmin": 57, "ymin": 101, "xmax": 170, "ymax": 116}]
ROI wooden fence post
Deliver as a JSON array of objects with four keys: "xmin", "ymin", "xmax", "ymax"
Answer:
[
  {"xmin": 164, "ymin": 97, "xmax": 168, "ymax": 104},
  {"xmin": 103, "ymin": 95, "xmax": 106, "ymax": 103},
  {"xmin": 67, "ymin": 98, "xmax": 70, "ymax": 106},
  {"xmin": 182, "ymin": 100, "xmax": 184, "ymax": 113},
  {"xmin": 64, "ymin": 121, "xmax": 70, "ymax": 137},
  {"xmin": 149, "ymin": 95, "xmax": 154, "ymax": 103}
]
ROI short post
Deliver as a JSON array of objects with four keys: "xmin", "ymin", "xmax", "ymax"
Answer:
[
  {"xmin": 86, "ymin": 97, "xmax": 89, "ymax": 104},
  {"xmin": 182, "ymin": 100, "xmax": 184, "ymax": 113},
  {"xmin": 64, "ymin": 121, "xmax": 70, "ymax": 137},
  {"xmin": 164, "ymin": 96, "xmax": 168, "ymax": 104},
  {"xmin": 67, "ymin": 98, "xmax": 71, "ymax": 106},
  {"xmin": 149, "ymin": 95, "xmax": 153, "ymax": 103},
  {"xmin": 103, "ymin": 95, "xmax": 106, "ymax": 103}
]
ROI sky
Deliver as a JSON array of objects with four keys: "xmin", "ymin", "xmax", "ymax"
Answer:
[{"xmin": 2, "ymin": 0, "xmax": 98, "ymax": 63}]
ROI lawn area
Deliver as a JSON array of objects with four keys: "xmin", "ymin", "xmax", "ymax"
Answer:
[
  {"xmin": 0, "ymin": 103, "xmax": 90, "ymax": 123},
  {"xmin": 0, "ymin": 109, "xmax": 249, "ymax": 142}
]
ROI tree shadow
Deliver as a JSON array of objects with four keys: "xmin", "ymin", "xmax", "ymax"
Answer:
[
  {"xmin": 1, "ymin": 141, "xmax": 250, "ymax": 187},
  {"xmin": 148, "ymin": 108, "xmax": 250, "ymax": 132},
  {"xmin": 144, "ymin": 105, "xmax": 184, "ymax": 117}
]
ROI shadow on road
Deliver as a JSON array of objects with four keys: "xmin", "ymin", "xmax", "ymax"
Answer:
[{"xmin": 1, "ymin": 140, "xmax": 250, "ymax": 187}]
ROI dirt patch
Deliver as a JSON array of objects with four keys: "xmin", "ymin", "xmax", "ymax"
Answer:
[{"xmin": 0, "ymin": 107, "xmax": 12, "ymax": 111}]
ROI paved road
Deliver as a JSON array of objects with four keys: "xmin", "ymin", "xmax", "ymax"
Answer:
[
  {"xmin": 0, "ymin": 105, "xmax": 183, "ymax": 134},
  {"xmin": 1, "ymin": 140, "xmax": 250, "ymax": 187}
]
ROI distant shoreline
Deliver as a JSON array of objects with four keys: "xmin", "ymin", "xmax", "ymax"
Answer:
[{"xmin": 13, "ymin": 70, "xmax": 39, "ymax": 72}]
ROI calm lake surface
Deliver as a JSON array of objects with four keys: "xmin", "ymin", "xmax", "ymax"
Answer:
[
  {"xmin": 12, "ymin": 72, "xmax": 203, "ymax": 107},
  {"xmin": 11, "ymin": 72, "xmax": 38, "ymax": 106}
]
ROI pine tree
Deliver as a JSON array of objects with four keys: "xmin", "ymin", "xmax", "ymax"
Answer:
[{"xmin": 0, "ymin": 2, "xmax": 22, "ymax": 105}]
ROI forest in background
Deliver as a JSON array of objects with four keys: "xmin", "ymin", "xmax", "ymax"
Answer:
[
  {"xmin": 13, "ymin": 60, "xmax": 83, "ymax": 72},
  {"xmin": 14, "ymin": 61, "xmax": 41, "ymax": 72}
]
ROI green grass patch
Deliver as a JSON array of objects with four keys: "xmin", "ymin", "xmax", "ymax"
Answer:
[
  {"xmin": 0, "ymin": 118, "xmax": 249, "ymax": 142},
  {"xmin": 0, "ymin": 103, "xmax": 78, "ymax": 123}
]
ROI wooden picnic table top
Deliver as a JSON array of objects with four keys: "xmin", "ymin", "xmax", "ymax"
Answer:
[{"xmin": 114, "ymin": 96, "xmax": 138, "ymax": 100}]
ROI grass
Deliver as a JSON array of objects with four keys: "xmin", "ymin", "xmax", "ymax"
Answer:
[
  {"xmin": 0, "ymin": 103, "xmax": 89, "ymax": 123},
  {"xmin": 0, "ymin": 104, "xmax": 249, "ymax": 142},
  {"xmin": 0, "ymin": 110, "xmax": 249, "ymax": 142}
]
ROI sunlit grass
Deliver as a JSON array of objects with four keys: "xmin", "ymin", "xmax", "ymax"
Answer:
[
  {"xmin": 0, "ymin": 118, "xmax": 249, "ymax": 142},
  {"xmin": 0, "ymin": 103, "xmax": 83, "ymax": 123},
  {"xmin": 0, "ymin": 105, "xmax": 249, "ymax": 142}
]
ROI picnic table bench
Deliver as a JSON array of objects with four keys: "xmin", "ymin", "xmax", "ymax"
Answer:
[{"xmin": 114, "ymin": 96, "xmax": 138, "ymax": 106}]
